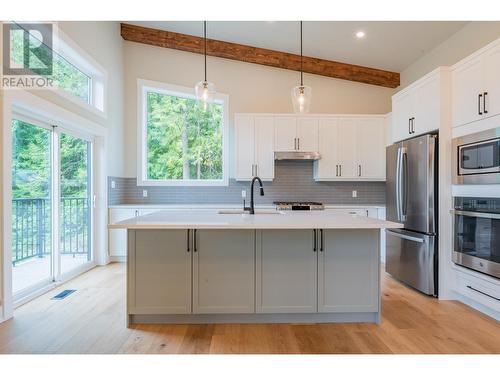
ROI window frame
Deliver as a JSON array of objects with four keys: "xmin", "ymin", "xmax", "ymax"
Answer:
[
  {"xmin": 9, "ymin": 23, "xmax": 108, "ymax": 117},
  {"xmin": 137, "ymin": 79, "xmax": 229, "ymax": 187}
]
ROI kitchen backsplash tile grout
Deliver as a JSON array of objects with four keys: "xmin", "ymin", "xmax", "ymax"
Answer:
[{"xmin": 108, "ymin": 161, "xmax": 386, "ymax": 206}]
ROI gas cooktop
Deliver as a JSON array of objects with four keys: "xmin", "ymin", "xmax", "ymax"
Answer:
[{"xmin": 274, "ymin": 201, "xmax": 325, "ymax": 211}]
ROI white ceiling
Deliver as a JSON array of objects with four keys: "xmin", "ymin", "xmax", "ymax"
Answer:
[{"xmin": 129, "ymin": 21, "xmax": 468, "ymax": 72}]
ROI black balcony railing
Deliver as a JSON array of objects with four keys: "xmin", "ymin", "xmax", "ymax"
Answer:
[{"xmin": 12, "ymin": 197, "xmax": 90, "ymax": 265}]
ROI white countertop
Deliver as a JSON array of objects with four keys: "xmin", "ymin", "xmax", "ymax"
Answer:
[
  {"xmin": 108, "ymin": 204, "xmax": 386, "ymax": 210},
  {"xmin": 109, "ymin": 209, "xmax": 401, "ymax": 230}
]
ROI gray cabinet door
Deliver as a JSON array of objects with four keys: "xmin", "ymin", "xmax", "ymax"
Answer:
[
  {"xmin": 256, "ymin": 230, "xmax": 317, "ymax": 313},
  {"xmin": 128, "ymin": 229, "xmax": 191, "ymax": 314},
  {"xmin": 193, "ymin": 230, "xmax": 255, "ymax": 313},
  {"xmin": 318, "ymin": 229, "xmax": 379, "ymax": 312}
]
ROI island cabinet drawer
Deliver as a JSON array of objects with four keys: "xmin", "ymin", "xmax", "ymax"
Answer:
[
  {"xmin": 318, "ymin": 229, "xmax": 379, "ymax": 313},
  {"xmin": 256, "ymin": 230, "xmax": 317, "ymax": 313},
  {"xmin": 128, "ymin": 229, "xmax": 192, "ymax": 314},
  {"xmin": 193, "ymin": 230, "xmax": 255, "ymax": 314}
]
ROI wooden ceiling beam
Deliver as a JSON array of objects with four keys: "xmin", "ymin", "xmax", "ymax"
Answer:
[{"xmin": 121, "ymin": 23, "xmax": 400, "ymax": 89}]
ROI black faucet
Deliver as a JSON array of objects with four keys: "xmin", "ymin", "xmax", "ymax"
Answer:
[{"xmin": 244, "ymin": 177, "xmax": 264, "ymax": 214}]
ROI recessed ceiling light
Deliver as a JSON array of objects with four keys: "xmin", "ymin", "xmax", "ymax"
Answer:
[{"xmin": 356, "ymin": 31, "xmax": 365, "ymax": 39}]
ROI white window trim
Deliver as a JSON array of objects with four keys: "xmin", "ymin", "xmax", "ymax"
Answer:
[
  {"xmin": 137, "ymin": 79, "xmax": 230, "ymax": 187},
  {"xmin": 52, "ymin": 27, "xmax": 108, "ymax": 118},
  {"xmin": 1, "ymin": 89, "xmax": 108, "ymax": 320}
]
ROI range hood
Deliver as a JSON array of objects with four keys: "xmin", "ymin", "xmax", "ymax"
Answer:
[{"xmin": 274, "ymin": 151, "xmax": 321, "ymax": 161}]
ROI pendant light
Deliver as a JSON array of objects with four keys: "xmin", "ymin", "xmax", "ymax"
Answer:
[
  {"xmin": 291, "ymin": 21, "xmax": 312, "ymax": 113},
  {"xmin": 195, "ymin": 21, "xmax": 216, "ymax": 110}
]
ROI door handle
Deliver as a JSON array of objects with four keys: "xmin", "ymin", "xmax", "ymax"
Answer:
[
  {"xmin": 479, "ymin": 93, "xmax": 483, "ymax": 115},
  {"xmin": 320, "ymin": 229, "xmax": 324, "ymax": 252},
  {"xmin": 386, "ymin": 230, "xmax": 425, "ymax": 243},
  {"xmin": 187, "ymin": 229, "xmax": 190, "ymax": 252},
  {"xmin": 193, "ymin": 229, "xmax": 197, "ymax": 252},
  {"xmin": 401, "ymin": 149, "xmax": 408, "ymax": 219},
  {"xmin": 450, "ymin": 209, "xmax": 500, "ymax": 220},
  {"xmin": 313, "ymin": 229, "xmax": 317, "ymax": 252},
  {"xmin": 484, "ymin": 92, "xmax": 488, "ymax": 114}
]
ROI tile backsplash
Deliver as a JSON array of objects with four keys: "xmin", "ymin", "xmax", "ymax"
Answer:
[{"xmin": 108, "ymin": 161, "xmax": 386, "ymax": 206}]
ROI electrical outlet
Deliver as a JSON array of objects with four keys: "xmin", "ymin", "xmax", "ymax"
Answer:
[
  {"xmin": 352, "ymin": 190, "xmax": 357, "ymax": 198},
  {"xmin": 142, "ymin": 189, "xmax": 148, "ymax": 198},
  {"xmin": 111, "ymin": 180, "xmax": 116, "ymax": 189},
  {"xmin": 241, "ymin": 190, "xmax": 247, "ymax": 198}
]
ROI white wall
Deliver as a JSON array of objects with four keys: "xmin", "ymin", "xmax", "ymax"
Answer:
[
  {"xmin": 123, "ymin": 41, "xmax": 394, "ymax": 178},
  {"xmin": 400, "ymin": 21, "xmax": 500, "ymax": 89}
]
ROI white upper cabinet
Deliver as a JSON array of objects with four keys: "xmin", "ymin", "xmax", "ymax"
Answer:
[
  {"xmin": 296, "ymin": 117, "xmax": 319, "ymax": 151},
  {"xmin": 314, "ymin": 116, "xmax": 386, "ymax": 181},
  {"xmin": 356, "ymin": 118, "xmax": 386, "ymax": 179},
  {"xmin": 314, "ymin": 118, "xmax": 339, "ymax": 179},
  {"xmin": 452, "ymin": 39, "xmax": 500, "ymax": 128},
  {"xmin": 336, "ymin": 118, "xmax": 358, "ymax": 178},
  {"xmin": 274, "ymin": 116, "xmax": 297, "ymax": 151},
  {"xmin": 254, "ymin": 116, "xmax": 275, "ymax": 180},
  {"xmin": 235, "ymin": 114, "xmax": 274, "ymax": 181},
  {"xmin": 274, "ymin": 116, "xmax": 318, "ymax": 152},
  {"xmin": 391, "ymin": 68, "xmax": 448, "ymax": 142}
]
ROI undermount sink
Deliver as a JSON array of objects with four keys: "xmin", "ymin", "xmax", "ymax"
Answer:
[{"xmin": 217, "ymin": 210, "xmax": 284, "ymax": 215}]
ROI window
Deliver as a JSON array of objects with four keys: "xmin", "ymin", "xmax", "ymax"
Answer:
[
  {"xmin": 9, "ymin": 23, "xmax": 106, "ymax": 113},
  {"xmin": 138, "ymin": 80, "xmax": 229, "ymax": 186}
]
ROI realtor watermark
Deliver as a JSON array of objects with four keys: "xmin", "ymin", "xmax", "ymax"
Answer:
[{"xmin": 2, "ymin": 22, "xmax": 56, "ymax": 90}]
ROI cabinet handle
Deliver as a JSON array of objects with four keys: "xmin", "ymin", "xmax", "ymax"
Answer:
[
  {"xmin": 135, "ymin": 210, "xmax": 139, "ymax": 217},
  {"xmin": 412, "ymin": 117, "xmax": 415, "ymax": 134},
  {"xmin": 408, "ymin": 118, "xmax": 411, "ymax": 134},
  {"xmin": 479, "ymin": 94, "xmax": 483, "ymax": 115},
  {"xmin": 313, "ymin": 229, "xmax": 317, "ymax": 252},
  {"xmin": 339, "ymin": 165, "xmax": 342, "ymax": 176},
  {"xmin": 358, "ymin": 164, "xmax": 361, "ymax": 177},
  {"xmin": 297, "ymin": 138, "xmax": 300, "ymax": 150},
  {"xmin": 336, "ymin": 165, "xmax": 339, "ymax": 177},
  {"xmin": 255, "ymin": 164, "xmax": 258, "ymax": 176},
  {"xmin": 294, "ymin": 138, "xmax": 297, "ymax": 150},
  {"xmin": 466, "ymin": 285, "xmax": 500, "ymax": 301},
  {"xmin": 187, "ymin": 229, "xmax": 190, "ymax": 252},
  {"xmin": 484, "ymin": 92, "xmax": 488, "ymax": 114},
  {"xmin": 193, "ymin": 229, "xmax": 197, "ymax": 252},
  {"xmin": 320, "ymin": 229, "xmax": 324, "ymax": 252}
]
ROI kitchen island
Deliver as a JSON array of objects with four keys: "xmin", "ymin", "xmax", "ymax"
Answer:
[{"xmin": 110, "ymin": 209, "xmax": 403, "ymax": 325}]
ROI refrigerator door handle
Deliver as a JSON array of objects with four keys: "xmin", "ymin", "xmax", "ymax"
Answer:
[
  {"xmin": 395, "ymin": 147, "xmax": 401, "ymax": 221},
  {"xmin": 386, "ymin": 230, "xmax": 425, "ymax": 243},
  {"xmin": 401, "ymin": 147, "xmax": 408, "ymax": 221}
]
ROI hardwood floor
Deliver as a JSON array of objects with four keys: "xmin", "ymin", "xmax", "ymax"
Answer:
[{"xmin": 0, "ymin": 262, "xmax": 499, "ymax": 354}]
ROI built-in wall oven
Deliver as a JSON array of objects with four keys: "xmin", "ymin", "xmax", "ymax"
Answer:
[
  {"xmin": 453, "ymin": 127, "xmax": 500, "ymax": 184},
  {"xmin": 452, "ymin": 197, "xmax": 500, "ymax": 279}
]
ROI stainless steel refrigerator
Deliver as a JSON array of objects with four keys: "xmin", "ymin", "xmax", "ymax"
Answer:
[{"xmin": 385, "ymin": 133, "xmax": 438, "ymax": 296}]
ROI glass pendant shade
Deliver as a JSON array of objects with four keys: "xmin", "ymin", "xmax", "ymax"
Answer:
[
  {"xmin": 291, "ymin": 85, "xmax": 312, "ymax": 113},
  {"xmin": 195, "ymin": 80, "xmax": 216, "ymax": 110}
]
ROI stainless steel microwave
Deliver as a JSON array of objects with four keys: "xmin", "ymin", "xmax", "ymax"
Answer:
[{"xmin": 453, "ymin": 127, "xmax": 500, "ymax": 184}]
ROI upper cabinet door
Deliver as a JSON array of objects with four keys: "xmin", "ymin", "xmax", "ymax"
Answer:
[
  {"xmin": 274, "ymin": 116, "xmax": 297, "ymax": 151},
  {"xmin": 296, "ymin": 118, "xmax": 319, "ymax": 151},
  {"xmin": 314, "ymin": 118, "xmax": 339, "ymax": 179},
  {"xmin": 413, "ymin": 75, "xmax": 440, "ymax": 136},
  {"xmin": 254, "ymin": 116, "xmax": 275, "ymax": 180},
  {"xmin": 484, "ymin": 42, "xmax": 500, "ymax": 119},
  {"xmin": 356, "ymin": 118, "xmax": 386, "ymax": 179},
  {"xmin": 234, "ymin": 115, "xmax": 255, "ymax": 180},
  {"xmin": 337, "ymin": 118, "xmax": 358, "ymax": 178},
  {"xmin": 391, "ymin": 90, "xmax": 413, "ymax": 143},
  {"xmin": 452, "ymin": 55, "xmax": 484, "ymax": 127}
]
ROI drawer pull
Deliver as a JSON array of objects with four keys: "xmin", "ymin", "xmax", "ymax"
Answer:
[{"xmin": 466, "ymin": 285, "xmax": 500, "ymax": 302}]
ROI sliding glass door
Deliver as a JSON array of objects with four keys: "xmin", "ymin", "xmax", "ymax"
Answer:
[
  {"xmin": 11, "ymin": 119, "xmax": 53, "ymax": 295},
  {"xmin": 59, "ymin": 132, "xmax": 92, "ymax": 275},
  {"xmin": 11, "ymin": 118, "xmax": 94, "ymax": 300}
]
